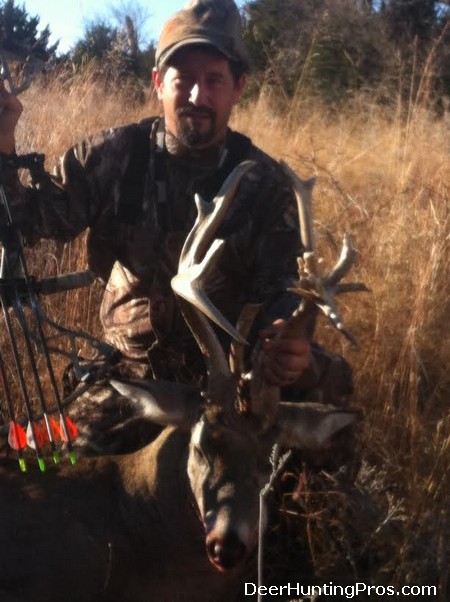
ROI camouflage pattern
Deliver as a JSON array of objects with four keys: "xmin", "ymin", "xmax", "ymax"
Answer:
[
  {"xmin": 17, "ymin": 119, "xmax": 304, "ymax": 371},
  {"xmin": 8, "ymin": 117, "xmax": 353, "ymax": 454}
]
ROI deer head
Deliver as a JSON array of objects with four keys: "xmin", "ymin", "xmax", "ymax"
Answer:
[{"xmin": 111, "ymin": 160, "xmax": 364, "ymax": 572}]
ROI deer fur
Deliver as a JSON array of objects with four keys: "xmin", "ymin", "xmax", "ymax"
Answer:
[{"xmin": 0, "ymin": 379, "xmax": 358, "ymax": 602}]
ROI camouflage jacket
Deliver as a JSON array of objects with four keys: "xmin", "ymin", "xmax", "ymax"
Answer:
[{"xmin": 12, "ymin": 117, "xmax": 353, "ymax": 402}]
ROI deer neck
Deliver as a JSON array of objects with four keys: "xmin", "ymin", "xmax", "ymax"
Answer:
[{"xmin": 116, "ymin": 427, "xmax": 198, "ymax": 543}]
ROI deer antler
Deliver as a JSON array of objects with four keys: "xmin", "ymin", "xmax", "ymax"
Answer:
[
  {"xmin": 237, "ymin": 162, "xmax": 368, "ymax": 427},
  {"xmin": 280, "ymin": 160, "xmax": 369, "ymax": 346},
  {"xmin": 171, "ymin": 160, "xmax": 255, "ymax": 405},
  {"xmin": 0, "ymin": 50, "xmax": 46, "ymax": 96}
]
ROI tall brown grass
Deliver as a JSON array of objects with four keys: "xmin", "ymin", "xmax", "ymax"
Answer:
[
  {"xmin": 9, "ymin": 65, "xmax": 450, "ymax": 598},
  {"xmin": 234, "ymin": 91, "xmax": 450, "ymax": 596}
]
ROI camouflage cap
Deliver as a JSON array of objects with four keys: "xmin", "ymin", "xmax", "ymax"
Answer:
[{"xmin": 155, "ymin": 0, "xmax": 250, "ymax": 70}]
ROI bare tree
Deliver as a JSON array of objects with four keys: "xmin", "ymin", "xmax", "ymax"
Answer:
[{"xmin": 109, "ymin": 0, "xmax": 151, "ymax": 58}]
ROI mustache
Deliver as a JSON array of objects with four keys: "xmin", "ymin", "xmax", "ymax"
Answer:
[{"xmin": 177, "ymin": 105, "xmax": 215, "ymax": 119}]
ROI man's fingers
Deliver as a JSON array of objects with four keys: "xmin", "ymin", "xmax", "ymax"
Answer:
[
  {"xmin": 259, "ymin": 318, "xmax": 313, "ymax": 386},
  {"xmin": 259, "ymin": 318, "xmax": 286, "ymax": 340},
  {"xmin": 265, "ymin": 347, "xmax": 310, "ymax": 372},
  {"xmin": 261, "ymin": 341, "xmax": 311, "ymax": 386},
  {"xmin": 263, "ymin": 336, "xmax": 310, "ymax": 353}
]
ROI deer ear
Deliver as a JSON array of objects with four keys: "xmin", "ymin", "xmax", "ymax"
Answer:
[
  {"xmin": 277, "ymin": 402, "xmax": 361, "ymax": 450},
  {"xmin": 110, "ymin": 379, "xmax": 203, "ymax": 428}
]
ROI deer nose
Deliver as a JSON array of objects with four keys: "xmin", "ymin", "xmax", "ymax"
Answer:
[{"xmin": 206, "ymin": 531, "xmax": 247, "ymax": 572}]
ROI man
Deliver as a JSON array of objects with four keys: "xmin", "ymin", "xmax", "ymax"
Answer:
[{"xmin": 0, "ymin": 0, "xmax": 352, "ymax": 455}]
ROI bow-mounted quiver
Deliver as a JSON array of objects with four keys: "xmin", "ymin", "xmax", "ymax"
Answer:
[{"xmin": 0, "ymin": 152, "xmax": 121, "ymax": 471}]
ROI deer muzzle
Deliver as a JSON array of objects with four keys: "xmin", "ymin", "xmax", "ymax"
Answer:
[
  {"xmin": 206, "ymin": 529, "xmax": 248, "ymax": 572},
  {"xmin": 204, "ymin": 506, "xmax": 256, "ymax": 572}
]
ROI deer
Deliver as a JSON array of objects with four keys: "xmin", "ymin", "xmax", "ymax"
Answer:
[{"xmin": 0, "ymin": 161, "xmax": 364, "ymax": 602}]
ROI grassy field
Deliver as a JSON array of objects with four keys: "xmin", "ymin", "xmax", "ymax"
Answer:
[{"xmin": 9, "ymin": 66, "xmax": 450, "ymax": 599}]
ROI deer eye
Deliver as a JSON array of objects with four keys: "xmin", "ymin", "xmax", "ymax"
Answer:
[{"xmin": 193, "ymin": 444, "xmax": 206, "ymax": 463}]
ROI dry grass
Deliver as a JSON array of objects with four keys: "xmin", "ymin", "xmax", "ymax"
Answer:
[
  {"xmin": 5, "ymin": 65, "xmax": 450, "ymax": 598},
  {"xmin": 234, "ymin": 92, "xmax": 450, "ymax": 597}
]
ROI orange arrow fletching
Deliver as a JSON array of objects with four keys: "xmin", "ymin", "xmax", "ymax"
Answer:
[
  {"xmin": 8, "ymin": 422, "xmax": 27, "ymax": 450},
  {"xmin": 48, "ymin": 417, "xmax": 61, "ymax": 441},
  {"xmin": 60, "ymin": 416, "xmax": 78, "ymax": 443}
]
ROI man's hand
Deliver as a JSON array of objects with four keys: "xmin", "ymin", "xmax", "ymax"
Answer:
[
  {"xmin": 0, "ymin": 79, "xmax": 22, "ymax": 154},
  {"xmin": 259, "ymin": 319, "xmax": 312, "ymax": 387}
]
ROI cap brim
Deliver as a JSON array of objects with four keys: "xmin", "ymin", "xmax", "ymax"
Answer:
[{"xmin": 157, "ymin": 37, "xmax": 233, "ymax": 67}]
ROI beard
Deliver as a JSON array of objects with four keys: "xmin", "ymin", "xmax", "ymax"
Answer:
[{"xmin": 176, "ymin": 105, "xmax": 217, "ymax": 148}]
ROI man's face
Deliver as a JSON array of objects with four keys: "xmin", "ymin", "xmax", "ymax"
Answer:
[{"xmin": 153, "ymin": 47, "xmax": 246, "ymax": 149}]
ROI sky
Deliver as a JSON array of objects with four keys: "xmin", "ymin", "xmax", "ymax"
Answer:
[{"xmin": 21, "ymin": 1, "xmax": 246, "ymax": 54}]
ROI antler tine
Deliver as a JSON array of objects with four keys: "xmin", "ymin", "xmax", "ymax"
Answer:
[
  {"xmin": 280, "ymin": 161, "xmax": 317, "ymax": 256},
  {"xmin": 326, "ymin": 233, "xmax": 366, "ymax": 291},
  {"xmin": 180, "ymin": 160, "xmax": 255, "ymax": 267},
  {"xmin": 0, "ymin": 58, "xmax": 18, "ymax": 96},
  {"xmin": 171, "ymin": 161, "xmax": 255, "ymax": 402},
  {"xmin": 278, "ymin": 161, "xmax": 320, "ymax": 340},
  {"xmin": 0, "ymin": 53, "xmax": 45, "ymax": 96},
  {"xmin": 173, "ymin": 160, "xmax": 255, "ymax": 342},
  {"xmin": 280, "ymin": 160, "xmax": 368, "ymax": 346}
]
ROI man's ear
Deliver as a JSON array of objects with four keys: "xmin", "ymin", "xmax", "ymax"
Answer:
[
  {"xmin": 152, "ymin": 67, "xmax": 164, "ymax": 99},
  {"xmin": 233, "ymin": 73, "xmax": 247, "ymax": 105}
]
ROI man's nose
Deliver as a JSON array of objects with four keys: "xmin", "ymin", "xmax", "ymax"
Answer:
[{"xmin": 189, "ymin": 83, "xmax": 208, "ymax": 106}]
